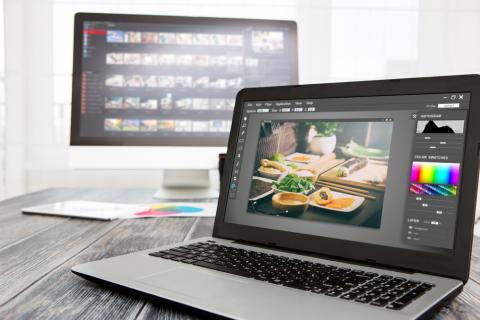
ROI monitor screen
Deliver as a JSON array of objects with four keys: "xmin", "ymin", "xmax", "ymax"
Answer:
[
  {"xmin": 71, "ymin": 14, "xmax": 298, "ymax": 146},
  {"xmin": 224, "ymin": 92, "xmax": 470, "ymax": 255}
]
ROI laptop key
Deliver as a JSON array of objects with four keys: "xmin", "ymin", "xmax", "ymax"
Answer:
[
  {"xmin": 370, "ymin": 298, "xmax": 389, "ymax": 307},
  {"xmin": 193, "ymin": 261, "xmax": 253, "ymax": 278},
  {"xmin": 171, "ymin": 257, "xmax": 186, "ymax": 262},
  {"xmin": 386, "ymin": 301, "xmax": 407, "ymax": 310},
  {"xmin": 340, "ymin": 293, "xmax": 357, "ymax": 300},
  {"xmin": 354, "ymin": 296, "xmax": 373, "ymax": 303},
  {"xmin": 148, "ymin": 251, "xmax": 166, "ymax": 258}
]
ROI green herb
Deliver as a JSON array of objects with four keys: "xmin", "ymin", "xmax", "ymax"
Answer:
[
  {"xmin": 314, "ymin": 122, "xmax": 341, "ymax": 137},
  {"xmin": 272, "ymin": 174, "xmax": 315, "ymax": 194},
  {"xmin": 287, "ymin": 163, "xmax": 299, "ymax": 170}
]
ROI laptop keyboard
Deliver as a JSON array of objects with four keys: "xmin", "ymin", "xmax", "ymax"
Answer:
[{"xmin": 149, "ymin": 241, "xmax": 435, "ymax": 310}]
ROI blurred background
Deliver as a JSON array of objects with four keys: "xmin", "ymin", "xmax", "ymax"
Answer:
[{"xmin": 1, "ymin": 0, "xmax": 479, "ymax": 201}]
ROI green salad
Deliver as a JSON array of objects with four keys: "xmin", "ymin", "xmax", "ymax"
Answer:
[{"xmin": 272, "ymin": 174, "xmax": 315, "ymax": 194}]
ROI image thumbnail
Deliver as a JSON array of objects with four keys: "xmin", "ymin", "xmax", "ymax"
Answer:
[
  {"xmin": 105, "ymin": 75, "xmax": 124, "ymax": 87},
  {"xmin": 124, "ymin": 53, "xmax": 141, "ymax": 65},
  {"xmin": 160, "ymin": 93, "xmax": 173, "ymax": 110},
  {"xmin": 210, "ymin": 55, "xmax": 227, "ymax": 67},
  {"xmin": 226, "ymin": 34, "xmax": 243, "ymax": 46},
  {"xmin": 210, "ymin": 78, "xmax": 226, "ymax": 89},
  {"xmin": 175, "ymin": 76, "xmax": 192, "ymax": 88},
  {"xmin": 247, "ymin": 119, "xmax": 394, "ymax": 229},
  {"xmin": 211, "ymin": 34, "xmax": 227, "ymax": 46},
  {"xmin": 175, "ymin": 120, "xmax": 192, "ymax": 132},
  {"xmin": 175, "ymin": 98, "xmax": 192, "ymax": 109},
  {"xmin": 176, "ymin": 55, "xmax": 193, "ymax": 66},
  {"xmin": 176, "ymin": 33, "xmax": 193, "ymax": 45},
  {"xmin": 123, "ymin": 97, "xmax": 140, "ymax": 109},
  {"xmin": 144, "ymin": 75, "xmax": 158, "ymax": 88},
  {"xmin": 193, "ymin": 76, "xmax": 210, "ymax": 88},
  {"xmin": 142, "ymin": 54, "xmax": 158, "ymax": 66},
  {"xmin": 107, "ymin": 30, "xmax": 124, "ymax": 43},
  {"xmin": 106, "ymin": 53, "xmax": 123, "ymax": 65},
  {"xmin": 192, "ymin": 121, "xmax": 209, "ymax": 132},
  {"xmin": 124, "ymin": 31, "xmax": 141, "ymax": 43},
  {"xmin": 158, "ymin": 76, "xmax": 175, "ymax": 88},
  {"xmin": 193, "ymin": 33, "xmax": 212, "ymax": 45},
  {"xmin": 158, "ymin": 32, "xmax": 175, "ymax": 44},
  {"xmin": 227, "ymin": 77, "xmax": 243, "ymax": 89},
  {"xmin": 227, "ymin": 56, "xmax": 243, "ymax": 67},
  {"xmin": 140, "ymin": 119, "xmax": 158, "ymax": 132},
  {"xmin": 125, "ymin": 75, "xmax": 143, "ymax": 87},
  {"xmin": 122, "ymin": 119, "xmax": 140, "ymax": 132},
  {"xmin": 104, "ymin": 96, "xmax": 123, "ymax": 109},
  {"xmin": 209, "ymin": 120, "xmax": 229, "ymax": 132},
  {"xmin": 140, "ymin": 99, "xmax": 158, "ymax": 110},
  {"xmin": 192, "ymin": 98, "xmax": 209, "ymax": 110},
  {"xmin": 245, "ymin": 57, "xmax": 259, "ymax": 68},
  {"xmin": 252, "ymin": 31, "xmax": 284, "ymax": 53},
  {"xmin": 142, "ymin": 32, "xmax": 158, "ymax": 44},
  {"xmin": 158, "ymin": 120, "xmax": 175, "ymax": 132},
  {"xmin": 416, "ymin": 120, "xmax": 464, "ymax": 134},
  {"xmin": 104, "ymin": 118, "xmax": 122, "ymax": 131},
  {"xmin": 210, "ymin": 99, "xmax": 234, "ymax": 110},
  {"xmin": 193, "ymin": 55, "xmax": 209, "ymax": 67},
  {"xmin": 158, "ymin": 54, "xmax": 176, "ymax": 66}
]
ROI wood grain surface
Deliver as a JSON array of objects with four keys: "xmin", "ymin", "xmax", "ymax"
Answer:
[{"xmin": 0, "ymin": 188, "xmax": 478, "ymax": 319}]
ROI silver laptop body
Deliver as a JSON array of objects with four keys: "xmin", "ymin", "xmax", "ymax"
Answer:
[{"xmin": 73, "ymin": 75, "xmax": 480, "ymax": 320}]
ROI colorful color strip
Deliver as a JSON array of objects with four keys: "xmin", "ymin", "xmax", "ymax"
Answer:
[
  {"xmin": 135, "ymin": 204, "xmax": 204, "ymax": 217},
  {"xmin": 410, "ymin": 162, "xmax": 460, "ymax": 185},
  {"xmin": 409, "ymin": 183, "xmax": 457, "ymax": 197}
]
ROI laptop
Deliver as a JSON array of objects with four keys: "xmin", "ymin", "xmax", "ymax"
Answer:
[{"xmin": 72, "ymin": 75, "xmax": 480, "ymax": 320}]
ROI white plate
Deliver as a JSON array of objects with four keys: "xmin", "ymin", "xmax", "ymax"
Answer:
[
  {"xmin": 285, "ymin": 152, "xmax": 319, "ymax": 163},
  {"xmin": 309, "ymin": 190, "xmax": 365, "ymax": 213},
  {"xmin": 249, "ymin": 176, "xmax": 275, "ymax": 201}
]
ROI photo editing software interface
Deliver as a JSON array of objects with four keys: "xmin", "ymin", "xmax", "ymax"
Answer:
[
  {"xmin": 224, "ymin": 93, "xmax": 470, "ymax": 254},
  {"xmin": 77, "ymin": 19, "xmax": 297, "ymax": 145}
]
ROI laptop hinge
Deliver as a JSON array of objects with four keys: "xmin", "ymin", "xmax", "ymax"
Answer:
[{"xmin": 232, "ymin": 239, "xmax": 416, "ymax": 275}]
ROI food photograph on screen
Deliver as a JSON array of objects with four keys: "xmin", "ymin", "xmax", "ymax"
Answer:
[{"xmin": 247, "ymin": 119, "xmax": 394, "ymax": 229}]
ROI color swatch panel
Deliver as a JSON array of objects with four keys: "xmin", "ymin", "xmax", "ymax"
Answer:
[
  {"xmin": 410, "ymin": 183, "xmax": 457, "ymax": 197},
  {"xmin": 410, "ymin": 162, "xmax": 460, "ymax": 186}
]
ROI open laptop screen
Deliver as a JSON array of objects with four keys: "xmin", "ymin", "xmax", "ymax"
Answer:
[{"xmin": 224, "ymin": 93, "xmax": 470, "ymax": 255}]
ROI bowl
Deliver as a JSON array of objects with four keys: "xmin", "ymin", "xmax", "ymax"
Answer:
[
  {"xmin": 293, "ymin": 168, "xmax": 319, "ymax": 182},
  {"xmin": 272, "ymin": 192, "xmax": 309, "ymax": 216},
  {"xmin": 258, "ymin": 166, "xmax": 283, "ymax": 180}
]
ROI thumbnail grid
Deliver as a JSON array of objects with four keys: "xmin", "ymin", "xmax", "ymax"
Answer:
[
  {"xmin": 106, "ymin": 53, "xmax": 256, "ymax": 68},
  {"xmin": 104, "ymin": 96, "xmax": 234, "ymax": 111},
  {"xmin": 104, "ymin": 118, "xmax": 231, "ymax": 133},
  {"xmin": 105, "ymin": 74, "xmax": 244, "ymax": 89},
  {"xmin": 106, "ymin": 30, "xmax": 285, "ymax": 53}
]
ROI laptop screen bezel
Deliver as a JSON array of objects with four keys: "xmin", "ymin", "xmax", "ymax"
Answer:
[{"xmin": 213, "ymin": 75, "xmax": 480, "ymax": 283}]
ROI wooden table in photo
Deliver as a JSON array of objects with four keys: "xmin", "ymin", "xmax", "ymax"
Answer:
[{"xmin": 0, "ymin": 188, "xmax": 479, "ymax": 319}]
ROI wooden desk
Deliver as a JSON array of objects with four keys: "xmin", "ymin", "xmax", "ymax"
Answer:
[{"xmin": 0, "ymin": 188, "xmax": 479, "ymax": 319}]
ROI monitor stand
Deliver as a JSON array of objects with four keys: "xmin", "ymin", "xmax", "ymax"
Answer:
[{"xmin": 152, "ymin": 169, "xmax": 219, "ymax": 200}]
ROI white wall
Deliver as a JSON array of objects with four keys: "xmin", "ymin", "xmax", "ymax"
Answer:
[{"xmin": 3, "ymin": 0, "xmax": 480, "ymax": 198}]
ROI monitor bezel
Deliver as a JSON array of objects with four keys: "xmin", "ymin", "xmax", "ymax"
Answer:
[
  {"xmin": 70, "ymin": 12, "xmax": 298, "ymax": 146},
  {"xmin": 213, "ymin": 75, "xmax": 480, "ymax": 283}
]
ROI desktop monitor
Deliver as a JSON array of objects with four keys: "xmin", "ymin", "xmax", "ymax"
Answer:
[{"xmin": 70, "ymin": 13, "xmax": 298, "ymax": 198}]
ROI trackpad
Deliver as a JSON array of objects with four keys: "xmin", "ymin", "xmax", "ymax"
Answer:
[{"xmin": 136, "ymin": 267, "xmax": 251, "ymax": 301}]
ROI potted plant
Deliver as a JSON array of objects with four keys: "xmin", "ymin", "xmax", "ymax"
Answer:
[{"xmin": 309, "ymin": 122, "xmax": 340, "ymax": 155}]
